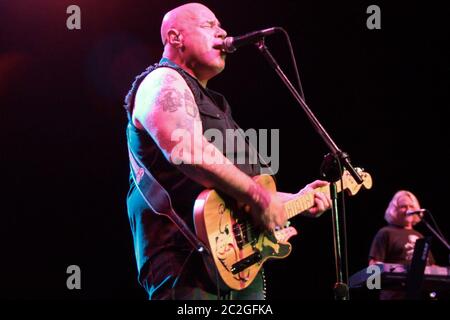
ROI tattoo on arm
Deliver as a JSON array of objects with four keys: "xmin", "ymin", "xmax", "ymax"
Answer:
[
  {"xmin": 156, "ymin": 78, "xmax": 199, "ymax": 131},
  {"xmin": 157, "ymin": 74, "xmax": 178, "ymax": 86},
  {"xmin": 184, "ymin": 89, "xmax": 198, "ymax": 118},
  {"xmin": 159, "ymin": 89, "xmax": 182, "ymax": 113}
]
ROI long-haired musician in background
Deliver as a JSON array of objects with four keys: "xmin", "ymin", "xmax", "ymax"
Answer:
[
  {"xmin": 369, "ymin": 190, "xmax": 435, "ymax": 266},
  {"xmin": 368, "ymin": 190, "xmax": 435, "ymax": 299}
]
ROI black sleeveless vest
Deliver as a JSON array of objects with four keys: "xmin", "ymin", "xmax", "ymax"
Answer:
[{"xmin": 125, "ymin": 58, "xmax": 261, "ymax": 286}]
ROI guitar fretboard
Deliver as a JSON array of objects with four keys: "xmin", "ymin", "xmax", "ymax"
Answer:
[{"xmin": 284, "ymin": 184, "xmax": 342, "ymax": 219}]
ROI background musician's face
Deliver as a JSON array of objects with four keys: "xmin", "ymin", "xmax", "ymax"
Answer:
[{"xmin": 395, "ymin": 194, "xmax": 420, "ymax": 228}]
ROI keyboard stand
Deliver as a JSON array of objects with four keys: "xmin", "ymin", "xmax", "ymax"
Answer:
[{"xmin": 406, "ymin": 237, "xmax": 432, "ymax": 299}]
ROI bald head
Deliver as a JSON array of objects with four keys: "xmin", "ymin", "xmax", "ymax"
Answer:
[
  {"xmin": 160, "ymin": 3, "xmax": 213, "ymax": 45},
  {"xmin": 159, "ymin": 3, "xmax": 227, "ymax": 85}
]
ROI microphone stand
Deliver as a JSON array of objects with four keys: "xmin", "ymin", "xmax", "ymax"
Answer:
[
  {"xmin": 256, "ymin": 39, "xmax": 364, "ymax": 300},
  {"xmin": 421, "ymin": 213, "xmax": 450, "ymax": 251}
]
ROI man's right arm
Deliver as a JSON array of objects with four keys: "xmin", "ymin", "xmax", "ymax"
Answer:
[{"xmin": 132, "ymin": 67, "xmax": 285, "ymax": 230}]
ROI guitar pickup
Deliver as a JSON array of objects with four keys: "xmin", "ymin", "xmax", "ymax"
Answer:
[
  {"xmin": 231, "ymin": 251, "xmax": 262, "ymax": 274},
  {"xmin": 232, "ymin": 223, "xmax": 246, "ymax": 249}
]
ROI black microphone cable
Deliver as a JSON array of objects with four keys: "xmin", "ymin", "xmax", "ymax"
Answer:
[
  {"xmin": 278, "ymin": 28, "xmax": 350, "ymax": 292},
  {"xmin": 423, "ymin": 210, "xmax": 449, "ymax": 245},
  {"xmin": 277, "ymin": 27, "xmax": 306, "ymax": 102}
]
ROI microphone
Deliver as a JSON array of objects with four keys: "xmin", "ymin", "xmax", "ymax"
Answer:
[
  {"xmin": 221, "ymin": 27, "xmax": 281, "ymax": 53},
  {"xmin": 406, "ymin": 209, "xmax": 427, "ymax": 217}
]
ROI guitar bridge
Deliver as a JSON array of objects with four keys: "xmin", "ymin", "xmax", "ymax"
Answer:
[{"xmin": 231, "ymin": 251, "xmax": 262, "ymax": 274}]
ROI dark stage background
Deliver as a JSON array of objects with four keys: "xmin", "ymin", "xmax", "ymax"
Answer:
[{"xmin": 1, "ymin": 0, "xmax": 449, "ymax": 300}]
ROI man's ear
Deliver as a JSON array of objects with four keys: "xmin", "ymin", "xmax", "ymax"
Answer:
[{"xmin": 167, "ymin": 29, "xmax": 183, "ymax": 48}]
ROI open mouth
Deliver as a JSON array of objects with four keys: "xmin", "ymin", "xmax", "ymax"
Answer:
[{"xmin": 213, "ymin": 41, "xmax": 226, "ymax": 52}]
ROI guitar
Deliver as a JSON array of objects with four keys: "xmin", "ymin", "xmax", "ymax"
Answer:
[{"xmin": 193, "ymin": 169, "xmax": 373, "ymax": 291}]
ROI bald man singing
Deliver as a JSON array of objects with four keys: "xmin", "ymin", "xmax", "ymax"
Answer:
[{"xmin": 124, "ymin": 3, "xmax": 331, "ymax": 300}]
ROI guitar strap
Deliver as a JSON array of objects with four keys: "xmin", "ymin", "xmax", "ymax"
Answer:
[
  {"xmin": 231, "ymin": 120, "xmax": 276, "ymax": 177},
  {"xmin": 126, "ymin": 124, "xmax": 206, "ymax": 253}
]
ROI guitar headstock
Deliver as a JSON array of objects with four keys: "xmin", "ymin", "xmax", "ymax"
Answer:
[{"xmin": 341, "ymin": 168, "xmax": 373, "ymax": 196}]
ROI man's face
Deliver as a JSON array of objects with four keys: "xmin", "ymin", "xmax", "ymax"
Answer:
[
  {"xmin": 180, "ymin": 7, "xmax": 227, "ymax": 78},
  {"xmin": 395, "ymin": 195, "xmax": 419, "ymax": 226}
]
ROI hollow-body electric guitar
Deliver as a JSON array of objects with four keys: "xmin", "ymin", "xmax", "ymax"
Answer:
[{"xmin": 193, "ymin": 169, "xmax": 372, "ymax": 291}]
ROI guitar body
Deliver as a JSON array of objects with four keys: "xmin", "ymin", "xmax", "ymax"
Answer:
[
  {"xmin": 193, "ymin": 175, "xmax": 297, "ymax": 291},
  {"xmin": 193, "ymin": 169, "xmax": 372, "ymax": 291}
]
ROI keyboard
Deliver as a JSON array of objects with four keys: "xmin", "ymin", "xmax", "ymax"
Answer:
[{"xmin": 349, "ymin": 263, "xmax": 450, "ymax": 290}]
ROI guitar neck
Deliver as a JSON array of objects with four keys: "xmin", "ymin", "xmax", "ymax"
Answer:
[{"xmin": 284, "ymin": 183, "xmax": 342, "ymax": 219}]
